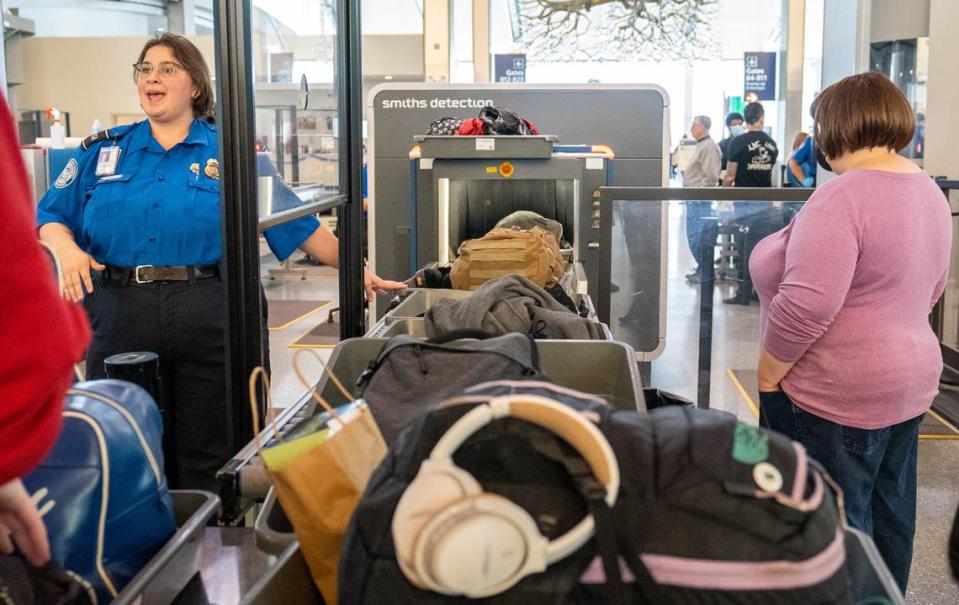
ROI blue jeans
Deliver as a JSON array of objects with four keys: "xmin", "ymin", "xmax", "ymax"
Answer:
[
  {"xmin": 759, "ymin": 390, "xmax": 922, "ymax": 593},
  {"xmin": 684, "ymin": 201, "xmax": 714, "ymax": 268}
]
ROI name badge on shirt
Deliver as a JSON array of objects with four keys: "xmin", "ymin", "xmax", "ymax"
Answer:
[{"xmin": 95, "ymin": 146, "xmax": 122, "ymax": 177}]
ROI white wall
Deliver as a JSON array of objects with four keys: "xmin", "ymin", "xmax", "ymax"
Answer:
[
  {"xmin": 924, "ymin": 0, "xmax": 959, "ymax": 179},
  {"xmin": 820, "ymin": 0, "xmax": 868, "ymax": 88},
  {"xmin": 9, "ymin": 5, "xmax": 162, "ymax": 37},
  {"xmin": 870, "ymin": 0, "xmax": 929, "ymax": 43},
  {"xmin": 15, "ymin": 36, "xmax": 215, "ymax": 138}
]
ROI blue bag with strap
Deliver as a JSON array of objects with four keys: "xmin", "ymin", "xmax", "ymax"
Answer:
[{"xmin": 23, "ymin": 379, "xmax": 177, "ymax": 603}]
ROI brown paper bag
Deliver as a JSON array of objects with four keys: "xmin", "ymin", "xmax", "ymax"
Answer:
[{"xmin": 250, "ymin": 350, "xmax": 387, "ymax": 603}]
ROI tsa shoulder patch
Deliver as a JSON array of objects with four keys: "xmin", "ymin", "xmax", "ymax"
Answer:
[{"xmin": 54, "ymin": 158, "xmax": 79, "ymax": 189}]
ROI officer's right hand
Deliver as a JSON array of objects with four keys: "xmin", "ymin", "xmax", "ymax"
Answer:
[{"xmin": 58, "ymin": 242, "xmax": 105, "ymax": 302}]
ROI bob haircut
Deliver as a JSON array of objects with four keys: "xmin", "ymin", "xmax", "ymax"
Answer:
[
  {"xmin": 814, "ymin": 72, "xmax": 914, "ymax": 159},
  {"xmin": 135, "ymin": 33, "xmax": 215, "ymax": 122}
]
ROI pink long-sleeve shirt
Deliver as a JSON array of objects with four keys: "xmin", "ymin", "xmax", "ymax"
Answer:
[{"xmin": 751, "ymin": 170, "xmax": 952, "ymax": 429}]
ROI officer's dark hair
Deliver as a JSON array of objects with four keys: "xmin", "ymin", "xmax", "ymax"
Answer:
[
  {"xmin": 743, "ymin": 102, "xmax": 764, "ymax": 125},
  {"xmin": 136, "ymin": 33, "xmax": 215, "ymax": 123},
  {"xmin": 724, "ymin": 112, "xmax": 743, "ymax": 127},
  {"xmin": 814, "ymin": 72, "xmax": 913, "ymax": 159}
]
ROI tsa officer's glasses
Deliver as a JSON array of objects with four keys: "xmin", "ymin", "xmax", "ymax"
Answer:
[{"xmin": 132, "ymin": 62, "xmax": 184, "ymax": 81}]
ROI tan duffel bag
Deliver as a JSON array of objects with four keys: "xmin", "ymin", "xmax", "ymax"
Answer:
[{"xmin": 450, "ymin": 226, "xmax": 566, "ymax": 290}]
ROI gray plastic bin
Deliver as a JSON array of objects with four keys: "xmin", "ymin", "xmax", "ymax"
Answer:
[
  {"xmin": 378, "ymin": 318, "xmax": 429, "ymax": 338},
  {"xmin": 385, "ymin": 288, "xmax": 473, "ymax": 320},
  {"xmin": 112, "ymin": 490, "xmax": 220, "ymax": 605},
  {"xmin": 246, "ymin": 526, "xmax": 902, "ymax": 604},
  {"xmin": 413, "ymin": 135, "xmax": 557, "ymax": 159},
  {"xmin": 254, "ymin": 336, "xmax": 643, "ymax": 553},
  {"xmin": 239, "ymin": 542, "xmax": 322, "ymax": 605},
  {"xmin": 295, "ymin": 337, "xmax": 642, "ymax": 413},
  {"xmin": 254, "ymin": 489, "xmax": 295, "ymax": 555}
]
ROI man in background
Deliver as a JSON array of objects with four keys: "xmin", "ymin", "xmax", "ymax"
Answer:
[
  {"xmin": 682, "ymin": 116, "xmax": 722, "ymax": 283},
  {"xmin": 722, "ymin": 102, "xmax": 780, "ymax": 305},
  {"xmin": 718, "ymin": 112, "xmax": 745, "ymax": 176}
]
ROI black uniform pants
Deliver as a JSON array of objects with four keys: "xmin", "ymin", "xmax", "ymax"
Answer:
[{"xmin": 84, "ymin": 272, "xmax": 269, "ymax": 491}]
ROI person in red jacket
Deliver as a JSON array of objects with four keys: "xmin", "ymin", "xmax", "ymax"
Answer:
[{"xmin": 0, "ymin": 94, "xmax": 90, "ymax": 567}]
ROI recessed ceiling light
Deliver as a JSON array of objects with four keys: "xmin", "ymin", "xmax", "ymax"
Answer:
[{"xmin": 384, "ymin": 75, "xmax": 394, "ymax": 80}]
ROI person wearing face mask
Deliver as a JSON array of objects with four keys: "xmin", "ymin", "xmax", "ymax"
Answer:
[
  {"xmin": 752, "ymin": 72, "xmax": 950, "ymax": 592},
  {"xmin": 35, "ymin": 33, "xmax": 404, "ymax": 491},
  {"xmin": 718, "ymin": 112, "xmax": 745, "ymax": 176}
]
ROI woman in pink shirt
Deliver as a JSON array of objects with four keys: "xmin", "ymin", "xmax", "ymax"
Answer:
[{"xmin": 751, "ymin": 72, "xmax": 951, "ymax": 592}]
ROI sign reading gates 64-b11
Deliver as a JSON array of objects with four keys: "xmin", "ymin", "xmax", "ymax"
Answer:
[
  {"xmin": 494, "ymin": 54, "xmax": 526, "ymax": 83},
  {"xmin": 744, "ymin": 52, "xmax": 777, "ymax": 101}
]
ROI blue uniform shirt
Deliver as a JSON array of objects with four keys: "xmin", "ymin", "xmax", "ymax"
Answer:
[
  {"xmin": 786, "ymin": 136, "xmax": 816, "ymax": 187},
  {"xmin": 36, "ymin": 119, "xmax": 319, "ymax": 266}
]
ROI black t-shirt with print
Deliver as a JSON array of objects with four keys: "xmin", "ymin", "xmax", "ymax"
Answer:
[{"xmin": 727, "ymin": 130, "xmax": 779, "ymax": 187}]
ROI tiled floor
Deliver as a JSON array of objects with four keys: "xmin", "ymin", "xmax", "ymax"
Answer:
[
  {"xmin": 259, "ymin": 252, "xmax": 341, "ymax": 408},
  {"xmin": 259, "ymin": 203, "xmax": 959, "ymax": 602}
]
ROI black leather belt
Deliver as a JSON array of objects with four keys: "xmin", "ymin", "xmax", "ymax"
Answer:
[{"xmin": 104, "ymin": 264, "xmax": 219, "ymax": 284}]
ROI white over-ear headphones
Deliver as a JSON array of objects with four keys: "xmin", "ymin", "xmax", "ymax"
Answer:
[{"xmin": 392, "ymin": 394, "xmax": 620, "ymax": 598}]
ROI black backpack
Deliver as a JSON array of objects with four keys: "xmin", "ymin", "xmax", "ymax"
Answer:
[
  {"xmin": 340, "ymin": 381, "xmax": 852, "ymax": 604},
  {"xmin": 357, "ymin": 332, "xmax": 540, "ymax": 446}
]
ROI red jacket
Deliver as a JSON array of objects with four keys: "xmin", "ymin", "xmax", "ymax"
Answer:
[{"xmin": 0, "ymin": 96, "xmax": 90, "ymax": 485}]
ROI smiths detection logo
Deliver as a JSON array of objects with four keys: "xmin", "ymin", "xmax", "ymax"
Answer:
[{"xmin": 381, "ymin": 97, "xmax": 494, "ymax": 110}]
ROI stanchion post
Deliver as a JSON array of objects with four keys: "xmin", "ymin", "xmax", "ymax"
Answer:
[{"xmin": 697, "ymin": 216, "xmax": 719, "ymax": 408}]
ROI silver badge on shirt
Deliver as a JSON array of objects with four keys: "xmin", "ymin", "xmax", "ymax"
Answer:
[{"xmin": 95, "ymin": 146, "xmax": 122, "ymax": 177}]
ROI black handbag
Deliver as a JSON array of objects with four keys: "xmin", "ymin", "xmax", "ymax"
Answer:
[{"xmin": 479, "ymin": 106, "xmax": 535, "ymax": 135}]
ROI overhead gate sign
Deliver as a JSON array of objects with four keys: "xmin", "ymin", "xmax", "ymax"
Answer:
[{"xmin": 744, "ymin": 52, "xmax": 777, "ymax": 101}]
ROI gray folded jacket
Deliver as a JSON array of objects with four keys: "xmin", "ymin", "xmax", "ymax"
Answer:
[{"xmin": 424, "ymin": 274, "xmax": 606, "ymax": 340}]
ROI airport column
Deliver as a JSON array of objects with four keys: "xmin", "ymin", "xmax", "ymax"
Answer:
[
  {"xmin": 424, "ymin": 0, "xmax": 451, "ymax": 82},
  {"xmin": 167, "ymin": 0, "xmax": 197, "ymax": 36},
  {"xmin": 924, "ymin": 0, "xmax": 959, "ymax": 180},
  {"xmin": 472, "ymin": 0, "xmax": 490, "ymax": 82},
  {"xmin": 782, "ymin": 0, "xmax": 806, "ymax": 158},
  {"xmin": 820, "ymin": 0, "xmax": 871, "ymax": 88},
  {"xmin": 925, "ymin": 0, "xmax": 959, "ymax": 344}
]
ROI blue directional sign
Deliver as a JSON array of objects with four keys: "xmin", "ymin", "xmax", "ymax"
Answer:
[{"xmin": 744, "ymin": 52, "xmax": 777, "ymax": 101}]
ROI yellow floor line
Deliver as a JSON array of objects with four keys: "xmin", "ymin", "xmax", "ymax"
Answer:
[
  {"xmin": 268, "ymin": 301, "xmax": 334, "ymax": 332},
  {"xmin": 726, "ymin": 369, "xmax": 958, "ymax": 440},
  {"xmin": 287, "ymin": 342, "xmax": 338, "ymax": 350},
  {"xmin": 928, "ymin": 409, "xmax": 959, "ymax": 434},
  {"xmin": 727, "ymin": 368, "xmax": 759, "ymax": 418}
]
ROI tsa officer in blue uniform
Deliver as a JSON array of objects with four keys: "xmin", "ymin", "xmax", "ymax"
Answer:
[{"xmin": 37, "ymin": 33, "xmax": 404, "ymax": 490}]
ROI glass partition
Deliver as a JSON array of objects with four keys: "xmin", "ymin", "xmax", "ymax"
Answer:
[
  {"xmin": 252, "ymin": 0, "xmax": 342, "ymax": 228},
  {"xmin": 602, "ymin": 185, "xmax": 959, "ymax": 437},
  {"xmin": 246, "ymin": 0, "xmax": 347, "ymax": 405},
  {"xmin": 600, "ymin": 189, "xmax": 811, "ymax": 419},
  {"xmin": 939, "ymin": 186, "xmax": 959, "ymax": 350}
]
